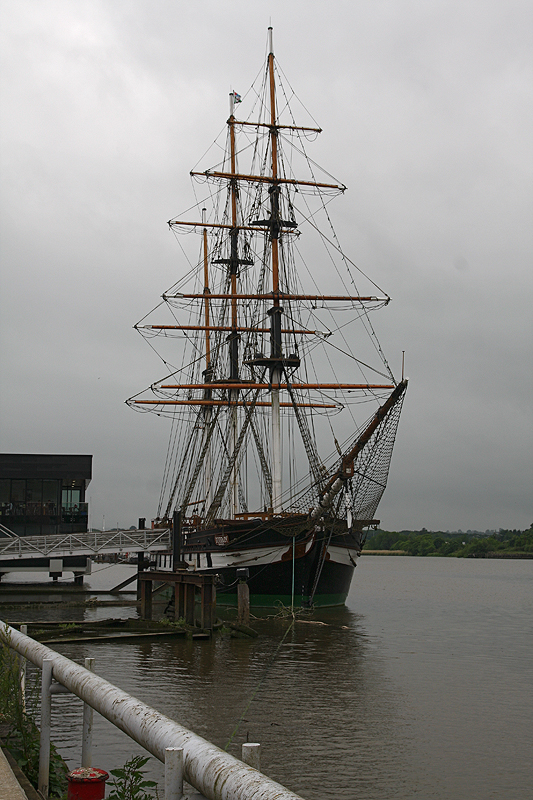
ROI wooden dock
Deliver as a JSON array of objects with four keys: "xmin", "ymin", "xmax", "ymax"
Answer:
[
  {"xmin": 7, "ymin": 618, "xmax": 187, "ymax": 644},
  {"xmin": 138, "ymin": 569, "xmax": 217, "ymax": 630}
]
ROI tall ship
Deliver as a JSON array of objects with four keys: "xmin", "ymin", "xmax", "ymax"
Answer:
[{"xmin": 127, "ymin": 28, "xmax": 407, "ymax": 608}]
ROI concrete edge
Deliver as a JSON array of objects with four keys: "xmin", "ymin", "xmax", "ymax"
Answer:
[{"xmin": 1, "ymin": 746, "xmax": 41, "ymax": 800}]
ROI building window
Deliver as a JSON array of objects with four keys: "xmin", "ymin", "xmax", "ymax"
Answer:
[{"xmin": 43, "ymin": 480, "xmax": 60, "ymax": 517}]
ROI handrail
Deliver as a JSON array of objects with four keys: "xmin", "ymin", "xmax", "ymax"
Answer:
[
  {"xmin": 0, "ymin": 622, "xmax": 304, "ymax": 800},
  {"xmin": 0, "ymin": 528, "xmax": 172, "ymax": 559},
  {"xmin": 0, "ymin": 522, "xmax": 16, "ymax": 537}
]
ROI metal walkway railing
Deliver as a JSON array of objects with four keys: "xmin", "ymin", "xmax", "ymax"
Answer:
[
  {"xmin": 0, "ymin": 622, "xmax": 304, "ymax": 800},
  {"xmin": 0, "ymin": 528, "xmax": 171, "ymax": 561}
]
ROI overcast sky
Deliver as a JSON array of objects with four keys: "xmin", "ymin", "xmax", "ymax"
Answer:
[{"xmin": 1, "ymin": 0, "xmax": 531, "ymax": 532}]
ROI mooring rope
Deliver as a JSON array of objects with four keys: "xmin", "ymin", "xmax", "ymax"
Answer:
[{"xmin": 224, "ymin": 617, "xmax": 296, "ymax": 751}]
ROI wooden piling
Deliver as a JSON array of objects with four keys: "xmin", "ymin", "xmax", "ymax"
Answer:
[
  {"xmin": 140, "ymin": 576, "xmax": 153, "ymax": 620},
  {"xmin": 138, "ymin": 570, "xmax": 217, "ymax": 630},
  {"xmin": 201, "ymin": 581, "xmax": 215, "ymax": 630},
  {"xmin": 184, "ymin": 583, "xmax": 195, "ymax": 626},
  {"xmin": 237, "ymin": 582, "xmax": 250, "ymax": 625},
  {"xmin": 137, "ymin": 551, "xmax": 144, "ymax": 600}
]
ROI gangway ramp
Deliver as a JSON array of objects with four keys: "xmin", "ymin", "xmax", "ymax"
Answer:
[{"xmin": 0, "ymin": 527, "xmax": 171, "ymax": 578}]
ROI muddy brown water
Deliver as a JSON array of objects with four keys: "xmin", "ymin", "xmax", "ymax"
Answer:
[{"xmin": 2, "ymin": 556, "xmax": 532, "ymax": 799}]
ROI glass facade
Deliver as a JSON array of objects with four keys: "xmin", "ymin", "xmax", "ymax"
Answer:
[{"xmin": 0, "ymin": 478, "xmax": 88, "ymax": 535}]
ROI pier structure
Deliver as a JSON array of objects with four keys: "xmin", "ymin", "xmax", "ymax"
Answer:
[
  {"xmin": 0, "ymin": 526, "xmax": 171, "ymax": 581},
  {"xmin": 0, "ymin": 622, "xmax": 303, "ymax": 800},
  {"xmin": 139, "ymin": 569, "xmax": 216, "ymax": 629}
]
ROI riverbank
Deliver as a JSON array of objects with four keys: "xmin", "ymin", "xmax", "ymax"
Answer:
[
  {"xmin": 362, "ymin": 549, "xmax": 533, "ymax": 558},
  {"xmin": 363, "ymin": 525, "xmax": 533, "ymax": 557}
]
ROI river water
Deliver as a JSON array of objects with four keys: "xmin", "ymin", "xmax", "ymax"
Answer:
[{"xmin": 2, "ymin": 556, "xmax": 532, "ymax": 799}]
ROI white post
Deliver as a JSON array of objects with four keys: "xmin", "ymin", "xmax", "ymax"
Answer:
[
  {"xmin": 242, "ymin": 743, "xmax": 261, "ymax": 771},
  {"xmin": 20, "ymin": 624, "xmax": 27, "ymax": 713},
  {"xmin": 165, "ymin": 746, "xmax": 184, "ymax": 800},
  {"xmin": 39, "ymin": 658, "xmax": 53, "ymax": 799},
  {"xmin": 82, "ymin": 657, "xmax": 95, "ymax": 767}
]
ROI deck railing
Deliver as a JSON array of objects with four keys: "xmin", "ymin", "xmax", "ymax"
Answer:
[{"xmin": 0, "ymin": 621, "xmax": 304, "ymax": 800}]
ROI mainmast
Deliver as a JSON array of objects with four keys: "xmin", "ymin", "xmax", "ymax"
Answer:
[
  {"xmin": 228, "ymin": 91, "xmax": 239, "ymax": 515},
  {"xmin": 202, "ymin": 208, "xmax": 211, "ymax": 373},
  {"xmin": 267, "ymin": 27, "xmax": 283, "ymax": 514},
  {"xmin": 227, "ymin": 91, "xmax": 240, "ymax": 383},
  {"xmin": 202, "ymin": 208, "xmax": 213, "ymax": 510}
]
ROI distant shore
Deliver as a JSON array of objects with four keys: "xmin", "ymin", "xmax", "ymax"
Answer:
[{"xmin": 362, "ymin": 527, "xmax": 533, "ymax": 558}]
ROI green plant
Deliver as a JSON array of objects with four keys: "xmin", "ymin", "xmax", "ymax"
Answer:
[
  {"xmin": 0, "ymin": 630, "xmax": 21, "ymax": 723},
  {"xmin": 158, "ymin": 616, "xmax": 186, "ymax": 629},
  {"xmin": 6, "ymin": 718, "xmax": 67, "ymax": 797},
  {"xmin": 107, "ymin": 755, "xmax": 158, "ymax": 800},
  {"xmin": 0, "ymin": 634, "xmax": 67, "ymax": 797}
]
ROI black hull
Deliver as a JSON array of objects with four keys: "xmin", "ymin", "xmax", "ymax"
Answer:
[
  {"xmin": 175, "ymin": 516, "xmax": 362, "ymax": 608},
  {"xmin": 214, "ymin": 542, "xmax": 355, "ymax": 608}
]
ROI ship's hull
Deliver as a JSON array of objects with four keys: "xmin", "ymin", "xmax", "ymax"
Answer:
[
  {"xmin": 176, "ymin": 518, "xmax": 360, "ymax": 608},
  {"xmin": 215, "ymin": 553, "xmax": 355, "ymax": 608}
]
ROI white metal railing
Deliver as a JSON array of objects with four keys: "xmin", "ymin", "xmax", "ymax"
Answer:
[
  {"xmin": 0, "ymin": 622, "xmax": 304, "ymax": 800},
  {"xmin": 0, "ymin": 522, "xmax": 16, "ymax": 537},
  {"xmin": 0, "ymin": 528, "xmax": 171, "ymax": 560}
]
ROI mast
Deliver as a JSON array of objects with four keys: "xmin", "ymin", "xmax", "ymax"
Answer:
[
  {"xmin": 202, "ymin": 208, "xmax": 211, "ymax": 372},
  {"xmin": 202, "ymin": 208, "xmax": 213, "ymax": 510},
  {"xmin": 267, "ymin": 26, "xmax": 283, "ymax": 514},
  {"xmin": 228, "ymin": 90, "xmax": 240, "ymax": 516},
  {"xmin": 222, "ymin": 89, "xmax": 255, "ymax": 515}
]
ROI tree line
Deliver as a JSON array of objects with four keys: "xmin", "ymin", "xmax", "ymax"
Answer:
[{"xmin": 362, "ymin": 525, "xmax": 533, "ymax": 557}]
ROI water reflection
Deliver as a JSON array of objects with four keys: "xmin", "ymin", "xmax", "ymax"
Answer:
[{"xmin": 36, "ymin": 606, "xmax": 410, "ymax": 799}]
